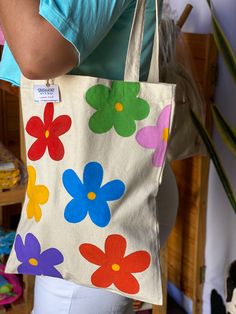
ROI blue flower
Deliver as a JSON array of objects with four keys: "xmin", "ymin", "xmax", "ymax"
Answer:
[{"xmin": 62, "ymin": 162, "xmax": 125, "ymax": 227}]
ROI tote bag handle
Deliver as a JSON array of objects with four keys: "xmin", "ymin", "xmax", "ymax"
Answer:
[{"xmin": 124, "ymin": 0, "xmax": 160, "ymax": 84}]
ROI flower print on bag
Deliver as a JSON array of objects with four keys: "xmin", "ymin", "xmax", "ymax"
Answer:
[
  {"xmin": 136, "ymin": 105, "xmax": 172, "ymax": 167},
  {"xmin": 15, "ymin": 233, "xmax": 64, "ymax": 278},
  {"xmin": 26, "ymin": 102, "xmax": 72, "ymax": 161},
  {"xmin": 26, "ymin": 166, "xmax": 49, "ymax": 222},
  {"xmin": 79, "ymin": 234, "xmax": 151, "ymax": 294},
  {"xmin": 63, "ymin": 162, "xmax": 125, "ymax": 228},
  {"xmin": 86, "ymin": 81, "xmax": 150, "ymax": 137}
]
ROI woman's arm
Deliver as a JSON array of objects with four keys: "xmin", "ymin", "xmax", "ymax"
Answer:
[{"xmin": 0, "ymin": 0, "xmax": 78, "ymax": 80}]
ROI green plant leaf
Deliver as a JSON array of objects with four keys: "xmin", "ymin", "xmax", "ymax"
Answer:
[
  {"xmin": 206, "ymin": 0, "xmax": 236, "ymax": 83},
  {"xmin": 190, "ymin": 109, "xmax": 236, "ymax": 213},
  {"xmin": 212, "ymin": 104, "xmax": 236, "ymax": 156}
]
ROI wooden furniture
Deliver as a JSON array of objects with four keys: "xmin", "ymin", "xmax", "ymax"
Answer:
[
  {"xmin": 152, "ymin": 33, "xmax": 217, "ymax": 314},
  {"xmin": 0, "ymin": 187, "xmax": 25, "ymax": 207},
  {"xmin": 167, "ymin": 33, "xmax": 217, "ymax": 314},
  {"xmin": 152, "ymin": 246, "xmax": 168, "ymax": 314}
]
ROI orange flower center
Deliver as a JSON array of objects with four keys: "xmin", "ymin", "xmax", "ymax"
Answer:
[
  {"xmin": 28, "ymin": 258, "xmax": 38, "ymax": 266},
  {"xmin": 45, "ymin": 130, "xmax": 50, "ymax": 138},
  {"xmin": 87, "ymin": 192, "xmax": 96, "ymax": 200},
  {"xmin": 112, "ymin": 264, "xmax": 121, "ymax": 272},
  {"xmin": 162, "ymin": 128, "xmax": 169, "ymax": 142},
  {"xmin": 115, "ymin": 102, "xmax": 124, "ymax": 112}
]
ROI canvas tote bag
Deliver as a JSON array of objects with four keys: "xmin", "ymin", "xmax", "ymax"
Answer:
[{"xmin": 5, "ymin": 0, "xmax": 176, "ymax": 305}]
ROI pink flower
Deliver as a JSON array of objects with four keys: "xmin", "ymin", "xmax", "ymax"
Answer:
[{"xmin": 136, "ymin": 105, "xmax": 172, "ymax": 167}]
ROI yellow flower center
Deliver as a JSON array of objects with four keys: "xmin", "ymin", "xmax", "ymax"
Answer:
[
  {"xmin": 112, "ymin": 264, "xmax": 121, "ymax": 272},
  {"xmin": 162, "ymin": 128, "xmax": 169, "ymax": 142},
  {"xmin": 28, "ymin": 258, "xmax": 38, "ymax": 266},
  {"xmin": 87, "ymin": 192, "xmax": 96, "ymax": 200},
  {"xmin": 115, "ymin": 102, "xmax": 124, "ymax": 112},
  {"xmin": 45, "ymin": 130, "xmax": 50, "ymax": 138}
]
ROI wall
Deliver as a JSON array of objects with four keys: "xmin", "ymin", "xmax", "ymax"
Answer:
[{"xmin": 167, "ymin": 0, "xmax": 236, "ymax": 313}]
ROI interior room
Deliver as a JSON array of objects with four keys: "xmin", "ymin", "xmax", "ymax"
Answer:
[{"xmin": 0, "ymin": 0, "xmax": 235, "ymax": 313}]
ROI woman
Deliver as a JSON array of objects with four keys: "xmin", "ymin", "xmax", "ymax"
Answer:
[{"xmin": 0, "ymin": 1, "xmax": 177, "ymax": 314}]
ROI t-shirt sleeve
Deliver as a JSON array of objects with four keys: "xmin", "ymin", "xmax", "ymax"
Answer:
[{"xmin": 39, "ymin": 0, "xmax": 133, "ymax": 64}]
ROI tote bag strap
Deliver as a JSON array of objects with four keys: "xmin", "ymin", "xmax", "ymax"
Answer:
[{"xmin": 124, "ymin": 0, "xmax": 160, "ymax": 83}]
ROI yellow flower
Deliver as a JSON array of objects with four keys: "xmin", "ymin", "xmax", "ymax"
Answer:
[{"xmin": 26, "ymin": 166, "xmax": 49, "ymax": 222}]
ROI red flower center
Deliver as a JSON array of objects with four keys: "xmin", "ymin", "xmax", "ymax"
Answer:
[
  {"xmin": 111, "ymin": 263, "xmax": 121, "ymax": 272},
  {"xmin": 45, "ymin": 130, "xmax": 50, "ymax": 138}
]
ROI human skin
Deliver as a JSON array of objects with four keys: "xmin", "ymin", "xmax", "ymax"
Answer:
[{"xmin": 0, "ymin": 0, "xmax": 78, "ymax": 80}]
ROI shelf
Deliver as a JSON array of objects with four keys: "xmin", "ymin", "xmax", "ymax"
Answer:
[
  {"xmin": 0, "ymin": 303, "xmax": 28, "ymax": 314},
  {"xmin": 0, "ymin": 185, "xmax": 26, "ymax": 206},
  {"xmin": 0, "ymin": 49, "xmax": 30, "ymax": 314},
  {"xmin": 7, "ymin": 305, "xmax": 28, "ymax": 314}
]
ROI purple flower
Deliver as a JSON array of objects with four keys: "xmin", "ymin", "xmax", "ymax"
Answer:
[
  {"xmin": 14, "ymin": 233, "xmax": 64, "ymax": 278},
  {"xmin": 136, "ymin": 105, "xmax": 172, "ymax": 167}
]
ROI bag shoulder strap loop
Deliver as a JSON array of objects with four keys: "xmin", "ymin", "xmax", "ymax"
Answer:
[{"xmin": 124, "ymin": 0, "xmax": 160, "ymax": 83}]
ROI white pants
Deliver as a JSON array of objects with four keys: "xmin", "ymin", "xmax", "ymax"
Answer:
[
  {"xmin": 32, "ymin": 276, "xmax": 134, "ymax": 314},
  {"xmin": 32, "ymin": 163, "xmax": 178, "ymax": 314}
]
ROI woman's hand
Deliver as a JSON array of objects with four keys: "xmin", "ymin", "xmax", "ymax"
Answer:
[
  {"xmin": 133, "ymin": 299, "xmax": 143, "ymax": 311},
  {"xmin": 0, "ymin": 0, "xmax": 78, "ymax": 80}
]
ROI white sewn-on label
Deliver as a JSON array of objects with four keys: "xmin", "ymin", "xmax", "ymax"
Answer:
[{"xmin": 33, "ymin": 84, "xmax": 61, "ymax": 103}]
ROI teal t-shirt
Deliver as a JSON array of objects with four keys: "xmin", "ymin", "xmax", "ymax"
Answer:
[{"xmin": 0, "ymin": 0, "xmax": 162, "ymax": 86}]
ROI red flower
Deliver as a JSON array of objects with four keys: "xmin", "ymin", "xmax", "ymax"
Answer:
[
  {"xmin": 26, "ymin": 103, "xmax": 72, "ymax": 161},
  {"xmin": 79, "ymin": 234, "xmax": 151, "ymax": 294}
]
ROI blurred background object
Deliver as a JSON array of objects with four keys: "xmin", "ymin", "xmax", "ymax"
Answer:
[
  {"xmin": 0, "ymin": 142, "xmax": 27, "ymax": 190},
  {"xmin": 0, "ymin": 25, "xmax": 4, "ymax": 46}
]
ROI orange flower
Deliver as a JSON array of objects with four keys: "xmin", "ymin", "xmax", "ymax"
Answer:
[{"xmin": 79, "ymin": 234, "xmax": 150, "ymax": 294}]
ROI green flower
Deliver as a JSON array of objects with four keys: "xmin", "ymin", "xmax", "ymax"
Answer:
[{"xmin": 85, "ymin": 81, "xmax": 150, "ymax": 137}]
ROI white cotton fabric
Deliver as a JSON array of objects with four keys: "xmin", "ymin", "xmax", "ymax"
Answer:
[{"xmin": 6, "ymin": 0, "xmax": 176, "ymax": 305}]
